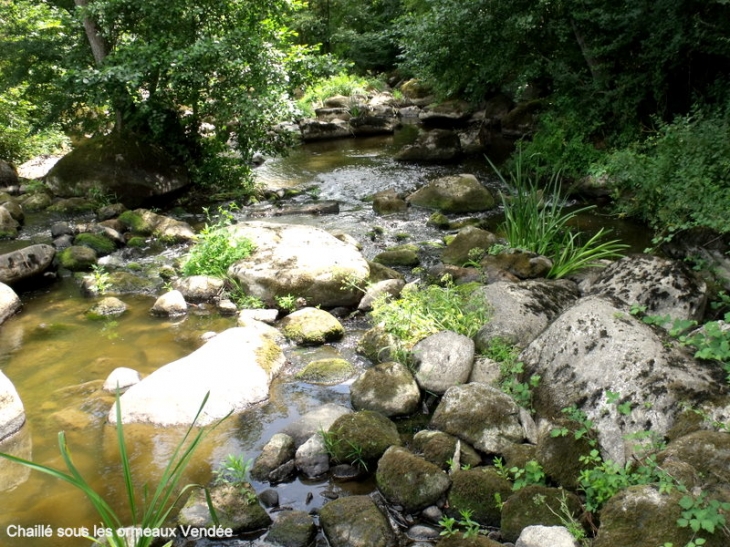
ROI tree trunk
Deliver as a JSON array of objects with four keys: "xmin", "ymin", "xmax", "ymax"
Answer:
[{"xmin": 74, "ymin": 0, "xmax": 108, "ymax": 65}]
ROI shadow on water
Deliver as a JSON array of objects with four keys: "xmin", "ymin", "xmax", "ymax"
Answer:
[{"xmin": 0, "ymin": 129, "xmax": 653, "ymax": 546}]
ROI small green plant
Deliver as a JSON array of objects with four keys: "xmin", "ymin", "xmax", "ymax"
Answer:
[
  {"xmin": 677, "ymin": 492, "xmax": 730, "ymax": 547},
  {"xmin": 510, "ymin": 460, "xmax": 547, "ymax": 491},
  {"xmin": 213, "ymin": 454, "xmax": 252, "ymax": 486},
  {"xmin": 438, "ymin": 509, "xmax": 481, "ymax": 538},
  {"xmin": 537, "ymin": 491, "xmax": 591, "ymax": 547},
  {"xmin": 89, "ymin": 264, "xmax": 112, "ymax": 294},
  {"xmin": 369, "ymin": 277, "xmax": 491, "ymax": 356},
  {"xmin": 0, "ymin": 392, "xmax": 223, "ymax": 547},
  {"xmin": 485, "ymin": 338, "xmax": 540, "ymax": 412},
  {"xmin": 275, "ymin": 294, "xmax": 298, "ymax": 313},
  {"xmin": 181, "ymin": 206, "xmax": 255, "ymax": 278}
]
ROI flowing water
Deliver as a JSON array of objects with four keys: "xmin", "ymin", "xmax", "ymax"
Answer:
[{"xmin": 0, "ymin": 131, "xmax": 653, "ymax": 547}]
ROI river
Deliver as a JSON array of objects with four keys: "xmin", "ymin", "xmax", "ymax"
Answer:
[{"xmin": 0, "ymin": 131, "xmax": 652, "ymax": 547}]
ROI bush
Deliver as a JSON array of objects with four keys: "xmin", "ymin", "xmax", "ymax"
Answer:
[
  {"xmin": 296, "ymin": 72, "xmax": 384, "ymax": 116},
  {"xmin": 607, "ymin": 103, "xmax": 730, "ymax": 241}
]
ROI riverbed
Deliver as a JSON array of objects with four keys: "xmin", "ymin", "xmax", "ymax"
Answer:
[{"xmin": 0, "ymin": 132, "xmax": 653, "ymax": 547}]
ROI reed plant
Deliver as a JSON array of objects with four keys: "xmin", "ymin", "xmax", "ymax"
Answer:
[
  {"xmin": 488, "ymin": 153, "xmax": 628, "ymax": 278},
  {"xmin": 0, "ymin": 392, "xmax": 223, "ymax": 547}
]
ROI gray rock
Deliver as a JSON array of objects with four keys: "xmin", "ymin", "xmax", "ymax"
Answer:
[
  {"xmin": 178, "ymin": 483, "xmax": 271, "ymax": 533},
  {"xmin": 295, "ymin": 432, "xmax": 330, "ymax": 478},
  {"xmin": 319, "ymin": 495, "xmax": 396, "ymax": 547},
  {"xmin": 473, "ymin": 280, "xmax": 579, "ymax": 350},
  {"xmin": 469, "ymin": 355, "xmax": 501, "ymax": 385},
  {"xmin": 479, "ymin": 248, "xmax": 553, "ymax": 279},
  {"xmin": 150, "ymin": 290, "xmax": 188, "ymax": 317},
  {"xmin": 412, "ymin": 430, "xmax": 482, "ymax": 470},
  {"xmin": 266, "ymin": 510, "xmax": 316, "ymax": 547},
  {"xmin": 0, "ymin": 426, "xmax": 31, "ymax": 491},
  {"xmin": 110, "ymin": 327, "xmax": 285, "ymax": 426},
  {"xmin": 447, "ymin": 467, "xmax": 512, "ymax": 526},
  {"xmin": 413, "ymin": 330, "xmax": 475, "ymax": 394},
  {"xmin": 0, "ymin": 282, "xmax": 21, "ymax": 325},
  {"xmin": 279, "ymin": 307, "xmax": 344, "ymax": 346},
  {"xmin": 521, "ymin": 296, "xmax": 726, "ymax": 466},
  {"xmin": 0, "ymin": 370, "xmax": 25, "ymax": 441},
  {"xmin": 299, "ymin": 119, "xmax": 352, "ymax": 141},
  {"xmin": 0, "ymin": 160, "xmax": 18, "ymax": 187},
  {"xmin": 132, "ymin": 209, "xmax": 195, "ymax": 242},
  {"xmin": 281, "ymin": 404, "xmax": 352, "ymax": 448},
  {"xmin": 0, "ymin": 206, "xmax": 19, "ymax": 238},
  {"xmin": 430, "ymin": 383, "xmax": 524, "ymax": 453},
  {"xmin": 407, "ymin": 174, "xmax": 495, "ymax": 214},
  {"xmin": 441, "ymin": 226, "xmax": 499, "ymax": 265},
  {"xmin": 372, "ymin": 189, "xmax": 408, "ymax": 216},
  {"xmin": 102, "ymin": 367, "xmax": 142, "ymax": 392},
  {"xmin": 0, "ymin": 244, "xmax": 56, "ymax": 285},
  {"xmin": 586, "ymin": 254, "xmax": 708, "ymax": 326},
  {"xmin": 173, "ymin": 275, "xmax": 225, "ymax": 302},
  {"xmin": 350, "ymin": 361, "xmax": 421, "ymax": 416},
  {"xmin": 238, "ymin": 308, "xmax": 279, "ymax": 324},
  {"xmin": 358, "ymin": 279, "xmax": 405, "ymax": 312},
  {"xmin": 376, "ymin": 446, "xmax": 451, "ymax": 513},
  {"xmin": 395, "ymin": 129, "xmax": 462, "ymax": 162},
  {"xmin": 88, "ymin": 296, "xmax": 127, "ymax": 318},
  {"xmin": 516, "ymin": 525, "xmax": 580, "ymax": 547},
  {"xmin": 228, "ymin": 222, "xmax": 369, "ymax": 308},
  {"xmin": 251, "ymin": 433, "xmax": 296, "ymax": 482}
]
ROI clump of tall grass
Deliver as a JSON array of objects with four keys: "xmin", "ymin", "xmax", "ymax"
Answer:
[
  {"xmin": 0, "ymin": 392, "xmax": 224, "ymax": 547},
  {"xmin": 296, "ymin": 72, "xmax": 385, "ymax": 116},
  {"xmin": 488, "ymin": 153, "xmax": 628, "ymax": 278}
]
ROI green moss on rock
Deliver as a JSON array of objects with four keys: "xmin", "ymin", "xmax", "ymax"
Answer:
[
  {"xmin": 58, "ymin": 246, "xmax": 97, "ymax": 271},
  {"xmin": 296, "ymin": 358, "xmax": 356, "ymax": 385},
  {"xmin": 500, "ymin": 485, "xmax": 584, "ymax": 543},
  {"xmin": 447, "ymin": 467, "xmax": 512, "ymax": 526},
  {"xmin": 74, "ymin": 232, "xmax": 116, "ymax": 256},
  {"xmin": 118, "ymin": 210, "xmax": 154, "ymax": 235},
  {"xmin": 328, "ymin": 410, "xmax": 401, "ymax": 465}
]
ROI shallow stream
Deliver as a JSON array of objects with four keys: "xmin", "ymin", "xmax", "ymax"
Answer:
[{"xmin": 0, "ymin": 131, "xmax": 652, "ymax": 547}]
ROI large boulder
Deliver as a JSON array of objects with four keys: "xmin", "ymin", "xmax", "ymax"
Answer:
[
  {"xmin": 407, "ymin": 174, "xmax": 495, "ymax": 214},
  {"xmin": 0, "ymin": 244, "xmax": 56, "ymax": 285},
  {"xmin": 227, "ymin": 222, "xmax": 369, "ymax": 308},
  {"xmin": 0, "ymin": 282, "xmax": 21, "ymax": 325},
  {"xmin": 44, "ymin": 133, "xmax": 190, "ymax": 208},
  {"xmin": 0, "ymin": 370, "xmax": 25, "ymax": 441},
  {"xmin": 0, "ymin": 206, "xmax": 19, "ymax": 238},
  {"xmin": 110, "ymin": 327, "xmax": 285, "ymax": 426},
  {"xmin": 586, "ymin": 254, "xmax": 708, "ymax": 324},
  {"xmin": 521, "ymin": 296, "xmax": 728, "ymax": 465},
  {"xmin": 0, "ymin": 160, "xmax": 18, "ymax": 187},
  {"xmin": 412, "ymin": 330, "xmax": 475, "ymax": 394},
  {"xmin": 473, "ymin": 280, "xmax": 580, "ymax": 350}
]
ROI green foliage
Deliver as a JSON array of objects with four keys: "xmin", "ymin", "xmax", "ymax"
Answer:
[
  {"xmin": 490, "ymin": 153, "xmax": 628, "ymax": 278},
  {"xmin": 677, "ymin": 492, "xmax": 730, "ymax": 547},
  {"xmin": 181, "ymin": 207, "xmax": 255, "ymax": 279},
  {"xmin": 0, "ymin": 392, "xmax": 223, "ymax": 547},
  {"xmin": 275, "ymin": 294, "xmax": 298, "ymax": 313},
  {"xmin": 212, "ymin": 454, "xmax": 253, "ymax": 486},
  {"xmin": 438, "ymin": 509, "xmax": 481, "ymax": 539},
  {"xmin": 484, "ymin": 338, "xmax": 540, "ymax": 412},
  {"xmin": 608, "ymin": 104, "xmax": 730, "ymax": 240},
  {"xmin": 89, "ymin": 264, "xmax": 112, "ymax": 294},
  {"xmin": 296, "ymin": 72, "xmax": 383, "ymax": 116},
  {"xmin": 369, "ymin": 276, "xmax": 491, "ymax": 351}
]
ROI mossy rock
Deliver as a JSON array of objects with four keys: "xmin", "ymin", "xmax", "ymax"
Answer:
[
  {"xmin": 327, "ymin": 410, "xmax": 401, "ymax": 465},
  {"xmin": 427, "ymin": 212, "xmax": 451, "ymax": 229},
  {"xmin": 412, "ymin": 430, "xmax": 482, "ymax": 470},
  {"xmin": 178, "ymin": 483, "xmax": 270, "ymax": 533},
  {"xmin": 373, "ymin": 248, "xmax": 420, "ymax": 267},
  {"xmin": 500, "ymin": 485, "xmax": 584, "ymax": 543},
  {"xmin": 350, "ymin": 360, "xmax": 421, "ymax": 417},
  {"xmin": 446, "ymin": 467, "xmax": 513, "ymax": 526},
  {"xmin": 356, "ymin": 326, "xmax": 400, "ymax": 363},
  {"xmin": 265, "ymin": 510, "xmax": 316, "ymax": 547},
  {"xmin": 535, "ymin": 418, "xmax": 595, "ymax": 489},
  {"xmin": 295, "ymin": 358, "xmax": 356, "ymax": 385},
  {"xmin": 501, "ymin": 443, "xmax": 538, "ymax": 471},
  {"xmin": 319, "ymin": 495, "xmax": 396, "ymax": 547},
  {"xmin": 376, "ymin": 446, "xmax": 451, "ymax": 513},
  {"xmin": 118, "ymin": 210, "xmax": 154, "ymax": 235},
  {"xmin": 48, "ymin": 197, "xmax": 97, "ymax": 214},
  {"xmin": 126, "ymin": 236, "xmax": 148, "ymax": 248},
  {"xmin": 58, "ymin": 245, "xmax": 97, "ymax": 271},
  {"xmin": 74, "ymin": 232, "xmax": 116, "ymax": 256},
  {"xmin": 656, "ymin": 430, "xmax": 730, "ymax": 488},
  {"xmin": 279, "ymin": 307, "xmax": 344, "ymax": 346},
  {"xmin": 407, "ymin": 174, "xmax": 496, "ymax": 214}
]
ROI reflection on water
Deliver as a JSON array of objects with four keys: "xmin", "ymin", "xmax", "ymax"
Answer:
[{"xmin": 0, "ymin": 130, "xmax": 654, "ymax": 546}]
